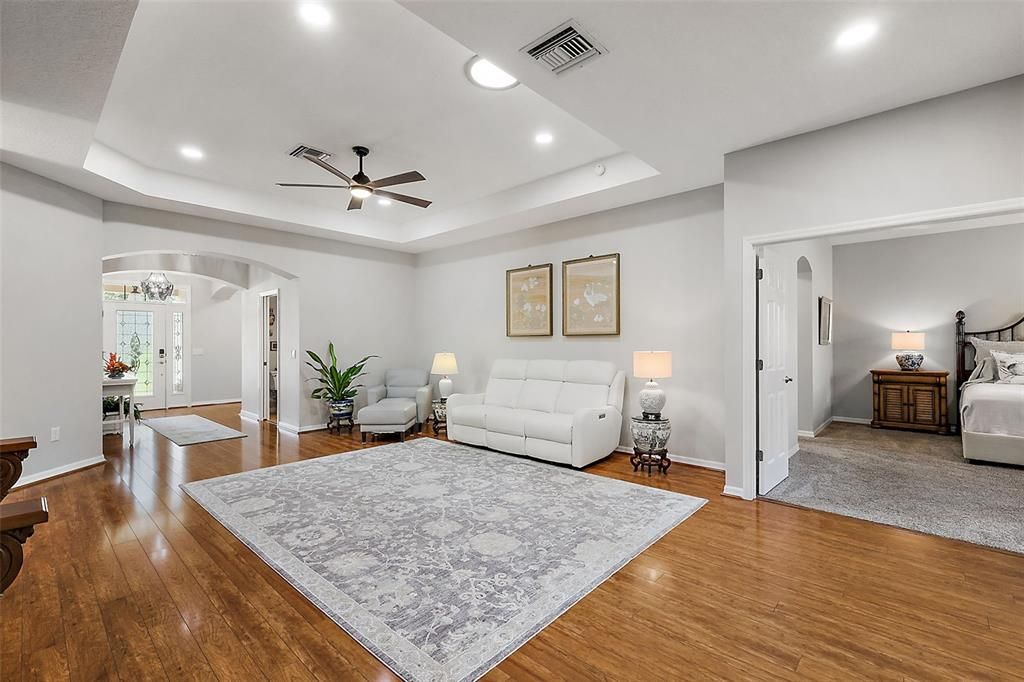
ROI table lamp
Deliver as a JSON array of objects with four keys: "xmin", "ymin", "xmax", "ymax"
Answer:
[
  {"xmin": 633, "ymin": 351, "xmax": 672, "ymax": 419},
  {"xmin": 891, "ymin": 331, "xmax": 925, "ymax": 371},
  {"xmin": 431, "ymin": 352, "xmax": 459, "ymax": 399}
]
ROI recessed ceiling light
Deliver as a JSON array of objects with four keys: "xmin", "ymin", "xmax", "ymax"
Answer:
[
  {"xmin": 534, "ymin": 132, "xmax": 553, "ymax": 145},
  {"xmin": 466, "ymin": 56, "xmax": 519, "ymax": 90},
  {"xmin": 835, "ymin": 20, "xmax": 878, "ymax": 51},
  {"xmin": 298, "ymin": 3, "xmax": 332, "ymax": 29},
  {"xmin": 377, "ymin": 198, "xmax": 392, "ymax": 206},
  {"xmin": 179, "ymin": 145, "xmax": 204, "ymax": 160}
]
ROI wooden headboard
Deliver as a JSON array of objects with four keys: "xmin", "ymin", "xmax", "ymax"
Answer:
[{"xmin": 955, "ymin": 309, "xmax": 1024, "ymax": 391}]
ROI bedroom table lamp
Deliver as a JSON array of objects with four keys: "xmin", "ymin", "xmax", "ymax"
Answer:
[
  {"xmin": 892, "ymin": 331, "xmax": 926, "ymax": 371},
  {"xmin": 431, "ymin": 352, "xmax": 459, "ymax": 399},
  {"xmin": 633, "ymin": 351, "xmax": 672, "ymax": 419}
]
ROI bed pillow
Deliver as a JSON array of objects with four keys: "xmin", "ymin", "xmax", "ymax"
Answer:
[
  {"xmin": 990, "ymin": 350, "xmax": 1024, "ymax": 383},
  {"xmin": 968, "ymin": 336, "xmax": 1024, "ymax": 364}
]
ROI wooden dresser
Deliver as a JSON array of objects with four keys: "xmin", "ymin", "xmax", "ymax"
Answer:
[{"xmin": 870, "ymin": 370, "xmax": 950, "ymax": 435}]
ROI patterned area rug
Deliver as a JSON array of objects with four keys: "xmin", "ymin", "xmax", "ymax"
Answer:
[
  {"xmin": 182, "ymin": 438, "xmax": 706, "ymax": 681},
  {"xmin": 765, "ymin": 423, "xmax": 1024, "ymax": 553},
  {"xmin": 144, "ymin": 415, "xmax": 246, "ymax": 446}
]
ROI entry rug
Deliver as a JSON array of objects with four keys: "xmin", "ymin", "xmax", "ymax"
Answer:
[
  {"xmin": 144, "ymin": 415, "xmax": 246, "ymax": 446},
  {"xmin": 182, "ymin": 438, "xmax": 706, "ymax": 681}
]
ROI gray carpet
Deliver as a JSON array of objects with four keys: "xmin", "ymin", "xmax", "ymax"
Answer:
[
  {"xmin": 182, "ymin": 438, "xmax": 706, "ymax": 682},
  {"xmin": 144, "ymin": 415, "xmax": 246, "ymax": 446},
  {"xmin": 765, "ymin": 423, "xmax": 1023, "ymax": 554}
]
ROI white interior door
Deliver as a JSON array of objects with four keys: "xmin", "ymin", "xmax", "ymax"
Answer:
[{"xmin": 758, "ymin": 247, "xmax": 790, "ymax": 495}]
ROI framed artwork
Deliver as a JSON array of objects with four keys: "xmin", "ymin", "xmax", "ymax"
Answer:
[
  {"xmin": 562, "ymin": 253, "xmax": 620, "ymax": 336},
  {"xmin": 506, "ymin": 263, "xmax": 553, "ymax": 337},
  {"xmin": 819, "ymin": 296, "xmax": 833, "ymax": 345}
]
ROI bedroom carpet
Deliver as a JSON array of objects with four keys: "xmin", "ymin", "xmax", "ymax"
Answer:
[
  {"xmin": 182, "ymin": 438, "xmax": 706, "ymax": 682},
  {"xmin": 144, "ymin": 414, "xmax": 247, "ymax": 446},
  {"xmin": 764, "ymin": 422, "xmax": 1024, "ymax": 554}
]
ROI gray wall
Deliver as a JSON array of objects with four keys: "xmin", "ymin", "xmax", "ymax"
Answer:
[
  {"xmin": 833, "ymin": 222, "xmax": 1024, "ymax": 422},
  {"xmin": 414, "ymin": 186, "xmax": 727, "ymax": 466}
]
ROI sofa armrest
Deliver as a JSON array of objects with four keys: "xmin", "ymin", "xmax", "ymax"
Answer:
[
  {"xmin": 446, "ymin": 393, "xmax": 484, "ymax": 410},
  {"xmin": 366, "ymin": 384, "xmax": 386, "ymax": 406},
  {"xmin": 571, "ymin": 406, "xmax": 623, "ymax": 468},
  {"xmin": 415, "ymin": 385, "xmax": 432, "ymax": 424}
]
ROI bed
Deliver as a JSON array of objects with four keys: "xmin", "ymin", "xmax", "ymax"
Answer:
[{"xmin": 954, "ymin": 310, "xmax": 1024, "ymax": 465}]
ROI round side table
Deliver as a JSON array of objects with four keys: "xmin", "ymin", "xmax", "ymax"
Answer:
[
  {"xmin": 431, "ymin": 398, "xmax": 448, "ymax": 435},
  {"xmin": 629, "ymin": 415, "xmax": 671, "ymax": 474}
]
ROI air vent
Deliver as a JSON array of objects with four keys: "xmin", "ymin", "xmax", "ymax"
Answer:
[
  {"xmin": 288, "ymin": 144, "xmax": 331, "ymax": 161},
  {"xmin": 521, "ymin": 20, "xmax": 605, "ymax": 74}
]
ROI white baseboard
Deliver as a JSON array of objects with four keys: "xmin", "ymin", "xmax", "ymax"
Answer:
[
  {"xmin": 12, "ymin": 455, "xmax": 106, "ymax": 490},
  {"xmin": 192, "ymin": 398, "xmax": 242, "ymax": 407},
  {"xmin": 722, "ymin": 485, "xmax": 747, "ymax": 499},
  {"xmin": 614, "ymin": 445, "xmax": 725, "ymax": 472},
  {"xmin": 276, "ymin": 421, "xmax": 299, "ymax": 434},
  {"xmin": 798, "ymin": 417, "xmax": 834, "ymax": 439},
  {"xmin": 239, "ymin": 410, "xmax": 260, "ymax": 423},
  {"xmin": 298, "ymin": 423, "xmax": 328, "ymax": 433},
  {"xmin": 832, "ymin": 416, "xmax": 872, "ymax": 425}
]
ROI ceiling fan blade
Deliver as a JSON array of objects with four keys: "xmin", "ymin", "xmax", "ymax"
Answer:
[
  {"xmin": 276, "ymin": 183, "xmax": 349, "ymax": 188},
  {"xmin": 374, "ymin": 189, "xmax": 432, "ymax": 208},
  {"xmin": 368, "ymin": 170, "xmax": 425, "ymax": 189},
  {"xmin": 303, "ymin": 155, "xmax": 353, "ymax": 184},
  {"xmin": 347, "ymin": 195, "xmax": 363, "ymax": 211}
]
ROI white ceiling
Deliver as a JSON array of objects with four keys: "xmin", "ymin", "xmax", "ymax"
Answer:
[{"xmin": 2, "ymin": 0, "xmax": 1022, "ymax": 252}]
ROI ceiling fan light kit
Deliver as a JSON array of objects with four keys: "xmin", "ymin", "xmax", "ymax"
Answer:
[{"xmin": 277, "ymin": 145, "xmax": 431, "ymax": 211}]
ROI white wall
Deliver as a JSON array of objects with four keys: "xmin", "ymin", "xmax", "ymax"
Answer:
[
  {"xmin": 722, "ymin": 76, "xmax": 1024, "ymax": 497},
  {"xmin": 102, "ymin": 203, "xmax": 418, "ymax": 431},
  {"xmin": 1, "ymin": 164, "xmax": 104, "ymax": 481},
  {"xmin": 414, "ymin": 187, "xmax": 726, "ymax": 466},
  {"xmin": 833, "ymin": 222, "xmax": 1024, "ymax": 423}
]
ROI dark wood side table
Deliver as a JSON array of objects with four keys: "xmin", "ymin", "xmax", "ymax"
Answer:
[
  {"xmin": 629, "ymin": 416, "xmax": 672, "ymax": 474},
  {"xmin": 431, "ymin": 398, "xmax": 447, "ymax": 436},
  {"xmin": 870, "ymin": 369, "xmax": 950, "ymax": 435}
]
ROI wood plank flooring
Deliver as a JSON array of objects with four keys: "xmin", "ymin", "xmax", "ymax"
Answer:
[{"xmin": 4, "ymin": 403, "xmax": 1023, "ymax": 680}]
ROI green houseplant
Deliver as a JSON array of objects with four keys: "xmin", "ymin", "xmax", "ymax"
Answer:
[{"xmin": 305, "ymin": 343, "xmax": 376, "ymax": 423}]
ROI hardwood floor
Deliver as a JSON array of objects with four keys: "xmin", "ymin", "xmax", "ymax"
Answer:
[{"xmin": 4, "ymin": 403, "xmax": 1023, "ymax": 680}]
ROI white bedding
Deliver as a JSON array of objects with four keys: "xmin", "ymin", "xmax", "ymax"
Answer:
[{"xmin": 960, "ymin": 382, "xmax": 1024, "ymax": 438}]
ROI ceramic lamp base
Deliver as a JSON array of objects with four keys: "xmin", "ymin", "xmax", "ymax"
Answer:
[
  {"xmin": 638, "ymin": 380, "xmax": 666, "ymax": 419},
  {"xmin": 895, "ymin": 352, "xmax": 924, "ymax": 371},
  {"xmin": 438, "ymin": 376, "xmax": 453, "ymax": 399}
]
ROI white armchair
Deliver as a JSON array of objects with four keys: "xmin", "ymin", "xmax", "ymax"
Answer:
[{"xmin": 358, "ymin": 368, "xmax": 432, "ymax": 441}]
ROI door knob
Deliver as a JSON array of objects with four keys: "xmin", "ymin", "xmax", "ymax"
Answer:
[{"xmin": 784, "ymin": 376, "xmax": 794, "ymax": 383}]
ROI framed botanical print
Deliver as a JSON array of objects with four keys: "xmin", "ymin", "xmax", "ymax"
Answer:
[
  {"xmin": 562, "ymin": 253, "xmax": 620, "ymax": 336},
  {"xmin": 819, "ymin": 296, "xmax": 833, "ymax": 345},
  {"xmin": 506, "ymin": 263, "xmax": 553, "ymax": 336}
]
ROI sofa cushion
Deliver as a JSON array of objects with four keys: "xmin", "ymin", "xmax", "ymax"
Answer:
[
  {"xmin": 487, "ymin": 431, "xmax": 525, "ymax": 455},
  {"xmin": 490, "ymin": 359, "xmax": 528, "ymax": 380},
  {"xmin": 448, "ymin": 404, "xmax": 486, "ymax": 429},
  {"xmin": 485, "ymin": 378, "xmax": 523, "ymax": 407},
  {"xmin": 525, "ymin": 438, "xmax": 571, "ymax": 465},
  {"xmin": 486, "ymin": 407, "xmax": 526, "ymax": 436},
  {"xmin": 517, "ymin": 379, "xmax": 562, "ymax": 413},
  {"xmin": 358, "ymin": 398, "xmax": 416, "ymax": 425},
  {"xmin": 565, "ymin": 360, "xmax": 617, "ymax": 385},
  {"xmin": 525, "ymin": 359, "xmax": 567, "ymax": 381},
  {"xmin": 524, "ymin": 411, "xmax": 573, "ymax": 444},
  {"xmin": 555, "ymin": 382, "xmax": 611, "ymax": 414}
]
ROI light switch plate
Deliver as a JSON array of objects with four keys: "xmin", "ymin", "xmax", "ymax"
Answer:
[{"xmin": 50, "ymin": 426, "xmax": 60, "ymax": 442}]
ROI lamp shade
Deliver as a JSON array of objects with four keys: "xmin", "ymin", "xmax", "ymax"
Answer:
[
  {"xmin": 633, "ymin": 351, "xmax": 672, "ymax": 379},
  {"xmin": 431, "ymin": 352, "xmax": 459, "ymax": 375},
  {"xmin": 891, "ymin": 331, "xmax": 925, "ymax": 351}
]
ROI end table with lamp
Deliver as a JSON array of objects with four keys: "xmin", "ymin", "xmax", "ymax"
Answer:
[
  {"xmin": 630, "ymin": 351, "xmax": 672, "ymax": 474},
  {"xmin": 430, "ymin": 352, "xmax": 458, "ymax": 435}
]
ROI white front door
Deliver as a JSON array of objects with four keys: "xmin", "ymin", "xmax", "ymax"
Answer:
[
  {"xmin": 758, "ymin": 247, "xmax": 790, "ymax": 495},
  {"xmin": 103, "ymin": 303, "xmax": 189, "ymax": 410}
]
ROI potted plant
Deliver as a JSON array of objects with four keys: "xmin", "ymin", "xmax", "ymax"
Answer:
[
  {"xmin": 305, "ymin": 343, "xmax": 376, "ymax": 423},
  {"xmin": 104, "ymin": 352, "xmax": 132, "ymax": 379}
]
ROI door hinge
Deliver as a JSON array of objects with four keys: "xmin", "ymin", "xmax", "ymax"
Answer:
[
  {"xmin": 756, "ymin": 267, "xmax": 764, "ymax": 280},
  {"xmin": 757, "ymin": 359, "xmax": 764, "ymax": 371},
  {"xmin": 757, "ymin": 449, "xmax": 764, "ymax": 462}
]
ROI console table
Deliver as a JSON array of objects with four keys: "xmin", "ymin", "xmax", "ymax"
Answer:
[{"xmin": 103, "ymin": 376, "xmax": 137, "ymax": 446}]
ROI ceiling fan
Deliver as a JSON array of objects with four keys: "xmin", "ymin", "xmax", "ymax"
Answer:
[{"xmin": 277, "ymin": 145, "xmax": 431, "ymax": 211}]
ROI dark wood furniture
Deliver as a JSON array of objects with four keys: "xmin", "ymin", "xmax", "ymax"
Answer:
[
  {"xmin": 954, "ymin": 310, "xmax": 1024, "ymax": 424},
  {"xmin": 0, "ymin": 436, "xmax": 49, "ymax": 594},
  {"xmin": 870, "ymin": 370, "xmax": 950, "ymax": 434},
  {"xmin": 431, "ymin": 398, "xmax": 447, "ymax": 436}
]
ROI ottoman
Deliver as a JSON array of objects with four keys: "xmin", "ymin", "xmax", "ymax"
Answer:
[{"xmin": 358, "ymin": 398, "xmax": 417, "ymax": 442}]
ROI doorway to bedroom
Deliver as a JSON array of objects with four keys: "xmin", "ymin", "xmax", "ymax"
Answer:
[{"xmin": 755, "ymin": 219, "xmax": 1024, "ymax": 554}]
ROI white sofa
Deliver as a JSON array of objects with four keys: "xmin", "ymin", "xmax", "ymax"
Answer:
[{"xmin": 446, "ymin": 359, "xmax": 626, "ymax": 468}]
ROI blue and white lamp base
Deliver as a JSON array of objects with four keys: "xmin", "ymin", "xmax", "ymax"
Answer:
[{"xmin": 895, "ymin": 352, "xmax": 924, "ymax": 371}]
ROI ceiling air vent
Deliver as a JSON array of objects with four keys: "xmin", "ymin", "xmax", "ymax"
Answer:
[
  {"xmin": 288, "ymin": 144, "xmax": 331, "ymax": 161},
  {"xmin": 521, "ymin": 20, "xmax": 605, "ymax": 74}
]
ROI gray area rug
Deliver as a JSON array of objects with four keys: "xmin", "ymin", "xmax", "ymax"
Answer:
[
  {"xmin": 765, "ymin": 423, "xmax": 1023, "ymax": 554},
  {"xmin": 144, "ymin": 415, "xmax": 246, "ymax": 446},
  {"xmin": 182, "ymin": 438, "xmax": 706, "ymax": 682}
]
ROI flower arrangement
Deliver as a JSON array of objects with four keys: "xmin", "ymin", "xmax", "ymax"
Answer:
[{"xmin": 104, "ymin": 353, "xmax": 132, "ymax": 379}]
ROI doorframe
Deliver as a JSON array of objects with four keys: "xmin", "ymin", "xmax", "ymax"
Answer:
[
  {"xmin": 738, "ymin": 197, "xmax": 1024, "ymax": 500},
  {"xmin": 258, "ymin": 289, "xmax": 279, "ymax": 423}
]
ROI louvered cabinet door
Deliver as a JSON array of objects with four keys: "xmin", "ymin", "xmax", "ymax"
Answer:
[
  {"xmin": 908, "ymin": 386, "xmax": 940, "ymax": 426},
  {"xmin": 870, "ymin": 370, "xmax": 950, "ymax": 435},
  {"xmin": 878, "ymin": 384, "xmax": 907, "ymax": 424}
]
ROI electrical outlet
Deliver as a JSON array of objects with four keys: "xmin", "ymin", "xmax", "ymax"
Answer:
[{"xmin": 50, "ymin": 426, "xmax": 60, "ymax": 442}]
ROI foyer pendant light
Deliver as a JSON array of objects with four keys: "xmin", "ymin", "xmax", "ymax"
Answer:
[{"xmin": 140, "ymin": 272, "xmax": 174, "ymax": 301}]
